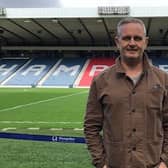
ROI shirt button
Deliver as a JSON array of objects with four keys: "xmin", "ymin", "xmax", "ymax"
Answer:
[
  {"xmin": 132, "ymin": 109, "xmax": 136, "ymax": 113},
  {"xmin": 132, "ymin": 90, "xmax": 136, "ymax": 94}
]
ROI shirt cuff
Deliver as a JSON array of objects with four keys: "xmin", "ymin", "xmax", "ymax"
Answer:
[
  {"xmin": 95, "ymin": 162, "xmax": 105, "ymax": 168},
  {"xmin": 161, "ymin": 153, "xmax": 168, "ymax": 167}
]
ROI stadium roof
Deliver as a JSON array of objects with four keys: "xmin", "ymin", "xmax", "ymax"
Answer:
[
  {"xmin": 0, "ymin": 6, "xmax": 168, "ymax": 50},
  {"xmin": 0, "ymin": 0, "xmax": 168, "ymax": 8}
]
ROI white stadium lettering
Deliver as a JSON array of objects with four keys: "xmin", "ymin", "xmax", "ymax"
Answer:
[
  {"xmin": 53, "ymin": 65, "xmax": 80, "ymax": 76},
  {"xmin": 0, "ymin": 64, "xmax": 18, "ymax": 76},
  {"xmin": 22, "ymin": 65, "xmax": 46, "ymax": 76},
  {"xmin": 89, "ymin": 65, "xmax": 109, "ymax": 76},
  {"xmin": 159, "ymin": 65, "xmax": 168, "ymax": 73}
]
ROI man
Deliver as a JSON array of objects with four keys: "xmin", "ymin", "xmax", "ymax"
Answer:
[{"xmin": 84, "ymin": 18, "xmax": 168, "ymax": 168}]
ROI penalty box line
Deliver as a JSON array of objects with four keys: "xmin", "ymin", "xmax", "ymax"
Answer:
[{"xmin": 0, "ymin": 121, "xmax": 82, "ymax": 124}]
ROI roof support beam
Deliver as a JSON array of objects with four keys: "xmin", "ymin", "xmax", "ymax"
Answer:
[
  {"xmin": 102, "ymin": 18, "xmax": 113, "ymax": 46},
  {"xmin": 78, "ymin": 18, "xmax": 95, "ymax": 45},
  {"xmin": 0, "ymin": 35, "xmax": 9, "ymax": 44},
  {"xmin": 163, "ymin": 29, "xmax": 168, "ymax": 40},
  {"xmin": 8, "ymin": 19, "xmax": 43, "ymax": 42},
  {"xmin": 146, "ymin": 18, "xmax": 152, "ymax": 36},
  {"xmin": 31, "ymin": 19, "xmax": 61, "ymax": 44},
  {"xmin": 0, "ymin": 26, "xmax": 25, "ymax": 42},
  {"xmin": 57, "ymin": 19, "xmax": 78, "ymax": 45}
]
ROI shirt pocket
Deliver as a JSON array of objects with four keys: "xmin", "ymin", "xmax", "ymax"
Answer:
[
  {"xmin": 146, "ymin": 87, "xmax": 164, "ymax": 141},
  {"xmin": 147, "ymin": 86, "xmax": 164, "ymax": 109}
]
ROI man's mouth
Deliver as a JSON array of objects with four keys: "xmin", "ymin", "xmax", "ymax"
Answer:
[{"xmin": 126, "ymin": 49, "xmax": 138, "ymax": 52}]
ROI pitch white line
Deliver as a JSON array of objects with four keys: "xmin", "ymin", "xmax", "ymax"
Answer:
[
  {"xmin": 1, "ymin": 127, "xmax": 84, "ymax": 132},
  {"xmin": 50, "ymin": 128, "xmax": 63, "ymax": 131},
  {"xmin": 74, "ymin": 128, "xmax": 84, "ymax": 131},
  {"xmin": 1, "ymin": 127, "xmax": 17, "ymax": 131},
  {"xmin": 0, "ymin": 121, "xmax": 82, "ymax": 124},
  {"xmin": 0, "ymin": 90, "xmax": 88, "ymax": 112},
  {"xmin": 27, "ymin": 127, "xmax": 40, "ymax": 130}
]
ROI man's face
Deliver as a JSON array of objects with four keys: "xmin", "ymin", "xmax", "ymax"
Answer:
[{"xmin": 115, "ymin": 23, "xmax": 148, "ymax": 62}]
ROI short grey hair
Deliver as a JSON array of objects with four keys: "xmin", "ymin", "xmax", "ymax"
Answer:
[{"xmin": 116, "ymin": 18, "xmax": 146, "ymax": 36}]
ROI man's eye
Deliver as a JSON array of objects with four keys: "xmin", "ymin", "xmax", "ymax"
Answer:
[
  {"xmin": 134, "ymin": 36, "xmax": 143, "ymax": 41},
  {"xmin": 122, "ymin": 36, "xmax": 131, "ymax": 41},
  {"xmin": 121, "ymin": 36, "xmax": 143, "ymax": 41}
]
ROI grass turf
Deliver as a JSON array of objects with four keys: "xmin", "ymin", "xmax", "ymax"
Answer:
[
  {"xmin": 0, "ymin": 139, "xmax": 92, "ymax": 168},
  {"xmin": 0, "ymin": 88, "xmax": 88, "ymax": 129},
  {"xmin": 0, "ymin": 88, "xmax": 93, "ymax": 168}
]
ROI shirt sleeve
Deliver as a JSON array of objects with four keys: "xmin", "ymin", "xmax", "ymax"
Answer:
[
  {"xmin": 84, "ymin": 78, "xmax": 106, "ymax": 168},
  {"xmin": 160, "ymin": 75, "xmax": 168, "ymax": 167}
]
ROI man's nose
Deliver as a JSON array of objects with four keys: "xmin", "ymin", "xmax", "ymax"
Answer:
[{"xmin": 128, "ymin": 38, "xmax": 137, "ymax": 45}]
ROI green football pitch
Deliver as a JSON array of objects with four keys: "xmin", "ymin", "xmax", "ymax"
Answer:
[
  {"xmin": 0, "ymin": 88, "xmax": 93, "ymax": 168},
  {"xmin": 0, "ymin": 88, "xmax": 88, "ymax": 130}
]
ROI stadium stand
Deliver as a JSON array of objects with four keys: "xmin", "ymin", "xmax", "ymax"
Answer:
[
  {"xmin": 151, "ymin": 56, "xmax": 168, "ymax": 73},
  {"xmin": 0, "ymin": 56, "xmax": 168, "ymax": 87},
  {"xmin": 3, "ymin": 57, "xmax": 59, "ymax": 86},
  {"xmin": 0, "ymin": 58, "xmax": 29, "ymax": 84},
  {"xmin": 78, "ymin": 57, "xmax": 116, "ymax": 87},
  {"xmin": 41, "ymin": 57, "xmax": 86, "ymax": 87},
  {"xmin": 0, "ymin": 7, "xmax": 168, "ymax": 88}
]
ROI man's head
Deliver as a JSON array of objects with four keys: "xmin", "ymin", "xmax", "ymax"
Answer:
[{"xmin": 115, "ymin": 18, "xmax": 149, "ymax": 65}]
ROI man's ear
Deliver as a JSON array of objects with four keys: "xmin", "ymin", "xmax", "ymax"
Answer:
[
  {"xmin": 145, "ymin": 36, "xmax": 149, "ymax": 48},
  {"xmin": 114, "ymin": 36, "xmax": 120, "ymax": 49}
]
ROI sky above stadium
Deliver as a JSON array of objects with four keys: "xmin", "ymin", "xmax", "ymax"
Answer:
[{"xmin": 0, "ymin": 0, "xmax": 168, "ymax": 8}]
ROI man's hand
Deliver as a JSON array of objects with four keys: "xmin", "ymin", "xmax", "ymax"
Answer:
[
  {"xmin": 159, "ymin": 162, "xmax": 167, "ymax": 168},
  {"xmin": 102, "ymin": 162, "xmax": 168, "ymax": 168}
]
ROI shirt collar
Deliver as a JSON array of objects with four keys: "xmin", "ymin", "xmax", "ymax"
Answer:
[{"xmin": 115, "ymin": 53, "xmax": 152, "ymax": 75}]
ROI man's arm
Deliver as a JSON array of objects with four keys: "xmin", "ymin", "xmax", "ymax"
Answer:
[
  {"xmin": 160, "ymin": 76, "xmax": 168, "ymax": 168},
  {"xmin": 84, "ymin": 79, "xmax": 106, "ymax": 168}
]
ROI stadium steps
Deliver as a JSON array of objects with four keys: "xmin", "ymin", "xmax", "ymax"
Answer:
[
  {"xmin": 37, "ymin": 59, "xmax": 62, "ymax": 87},
  {"xmin": 1, "ymin": 59, "xmax": 32, "ymax": 86},
  {"xmin": 73, "ymin": 59, "xmax": 90, "ymax": 88}
]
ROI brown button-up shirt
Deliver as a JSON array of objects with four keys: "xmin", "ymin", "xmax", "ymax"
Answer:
[{"xmin": 84, "ymin": 55, "xmax": 168, "ymax": 168}]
